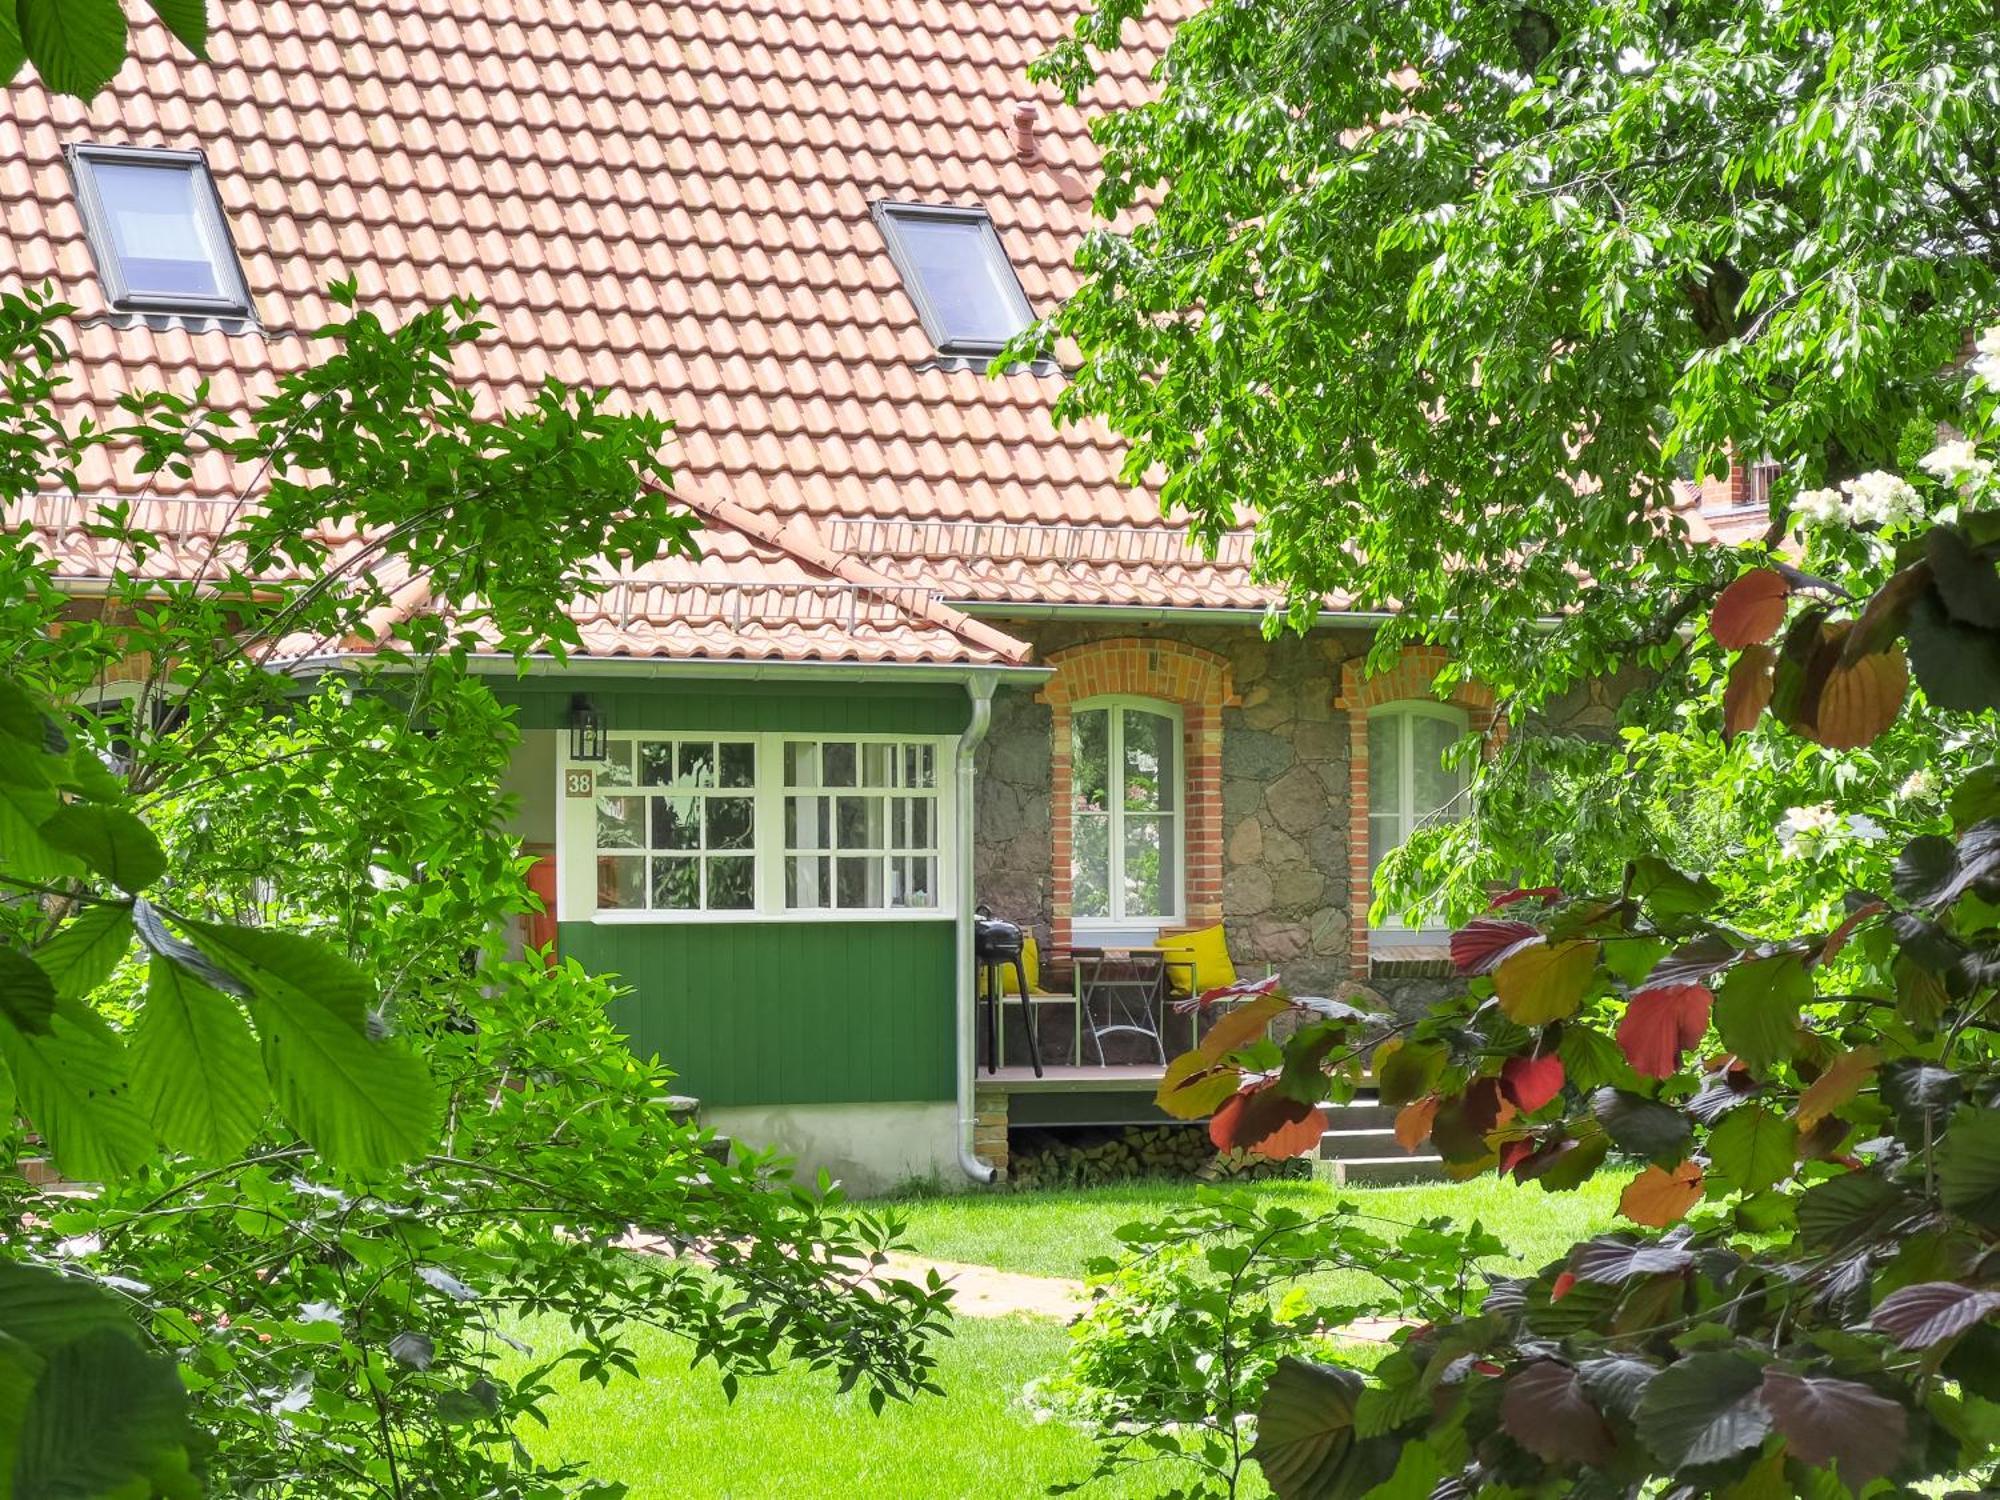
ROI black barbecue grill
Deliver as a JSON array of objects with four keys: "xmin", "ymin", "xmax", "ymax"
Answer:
[{"xmin": 974, "ymin": 907, "xmax": 1041, "ymax": 1076}]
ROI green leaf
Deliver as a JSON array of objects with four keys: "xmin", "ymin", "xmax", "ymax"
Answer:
[
  {"xmin": 0, "ymin": 1261, "xmax": 134, "ymax": 1348},
  {"xmin": 131, "ymin": 957, "xmax": 268, "ymax": 1160},
  {"xmin": 1590, "ymin": 1086, "xmax": 1691, "ymax": 1165},
  {"xmin": 1937, "ymin": 1107, "xmax": 2000, "ymax": 1230},
  {"xmin": 15, "ymin": 1325, "xmax": 196, "ymax": 1498},
  {"xmin": 1493, "ymin": 939, "xmax": 1598, "ymax": 1024},
  {"xmin": 30, "ymin": 903, "xmax": 133, "ymax": 1002},
  {"xmin": 0, "ymin": 947, "xmax": 56, "ymax": 1035},
  {"xmin": 143, "ymin": 0, "xmax": 205, "ymax": 57},
  {"xmin": 0, "ymin": 997, "xmax": 150, "ymax": 1182},
  {"xmin": 1797, "ymin": 1171, "xmax": 1916, "ymax": 1252},
  {"xmin": 1251, "ymin": 1357, "xmax": 1363, "ymax": 1499},
  {"xmin": 1713, "ymin": 954, "xmax": 1807, "ymax": 1076},
  {"xmin": 15, "ymin": 0, "xmax": 127, "ymax": 97},
  {"xmin": 0, "ymin": 1, "xmax": 24, "ymax": 82},
  {"xmin": 183, "ymin": 920, "xmax": 435, "ymax": 1174},
  {"xmin": 38, "ymin": 805, "xmax": 166, "ymax": 894},
  {"xmin": 1634, "ymin": 1351, "xmax": 1771, "ymax": 1469},
  {"xmin": 1628, "ymin": 856, "xmax": 1721, "ymax": 920},
  {"xmin": 1706, "ymin": 1106, "xmax": 1798, "ymax": 1195},
  {"xmin": 0, "ymin": 750, "xmax": 71, "ymax": 884},
  {"xmin": 1374, "ymin": 1039, "xmax": 1444, "ymax": 1106}
]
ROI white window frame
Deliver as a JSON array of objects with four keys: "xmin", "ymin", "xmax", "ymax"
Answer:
[
  {"xmin": 870, "ymin": 200, "xmax": 1036, "ymax": 357},
  {"xmin": 1070, "ymin": 695, "xmax": 1185, "ymax": 942},
  {"xmin": 1366, "ymin": 701, "xmax": 1469, "ymax": 940},
  {"xmin": 557, "ymin": 730, "xmax": 957, "ymax": 924},
  {"xmin": 779, "ymin": 739, "xmax": 945, "ymax": 914},
  {"xmin": 66, "ymin": 143, "xmax": 255, "ymax": 319}
]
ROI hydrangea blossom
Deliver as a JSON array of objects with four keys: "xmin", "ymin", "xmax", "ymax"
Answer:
[
  {"xmin": 1899, "ymin": 768, "xmax": 1936, "ymax": 800},
  {"xmin": 1793, "ymin": 486, "xmax": 1846, "ymax": 527}
]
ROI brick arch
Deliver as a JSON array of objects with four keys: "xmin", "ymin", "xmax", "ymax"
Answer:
[
  {"xmin": 1334, "ymin": 645, "xmax": 1504, "ymax": 975},
  {"xmin": 1039, "ymin": 639, "xmax": 1239, "ymax": 954}
]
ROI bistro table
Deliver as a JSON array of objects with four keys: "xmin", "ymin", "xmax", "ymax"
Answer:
[{"xmin": 1071, "ymin": 947, "xmax": 1172, "ymax": 1066}]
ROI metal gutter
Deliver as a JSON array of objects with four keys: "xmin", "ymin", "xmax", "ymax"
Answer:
[
  {"xmin": 948, "ymin": 601, "xmax": 1402, "ymax": 627},
  {"xmin": 279, "ymin": 653, "xmax": 1052, "ymax": 686},
  {"xmin": 953, "ymin": 673, "xmax": 1000, "ymax": 1184}
]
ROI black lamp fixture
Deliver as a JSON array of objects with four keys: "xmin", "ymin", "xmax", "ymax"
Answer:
[{"xmin": 568, "ymin": 694, "xmax": 607, "ymax": 762}]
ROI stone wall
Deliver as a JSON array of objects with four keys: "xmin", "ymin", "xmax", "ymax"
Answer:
[{"xmin": 974, "ymin": 620, "xmax": 1374, "ymax": 1001}]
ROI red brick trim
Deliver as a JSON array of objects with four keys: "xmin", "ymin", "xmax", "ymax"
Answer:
[
  {"xmin": 1333, "ymin": 646, "xmax": 1506, "ymax": 976},
  {"xmin": 1038, "ymin": 639, "xmax": 1239, "ymax": 955}
]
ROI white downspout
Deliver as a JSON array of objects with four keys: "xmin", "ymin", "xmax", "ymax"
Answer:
[{"xmin": 955, "ymin": 674, "xmax": 998, "ymax": 1183}]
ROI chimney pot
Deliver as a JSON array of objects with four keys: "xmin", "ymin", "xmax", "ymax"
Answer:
[{"xmin": 1011, "ymin": 100, "xmax": 1043, "ymax": 164}]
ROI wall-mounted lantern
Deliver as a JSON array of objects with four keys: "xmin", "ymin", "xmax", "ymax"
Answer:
[{"xmin": 567, "ymin": 694, "xmax": 607, "ymax": 762}]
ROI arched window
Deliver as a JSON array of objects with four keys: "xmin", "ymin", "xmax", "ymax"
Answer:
[
  {"xmin": 1366, "ymin": 702, "xmax": 1468, "ymax": 895},
  {"xmin": 1070, "ymin": 696, "xmax": 1182, "ymax": 935}
]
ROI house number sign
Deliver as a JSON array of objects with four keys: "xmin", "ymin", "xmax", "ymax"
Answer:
[{"xmin": 564, "ymin": 769, "xmax": 594, "ymax": 798}]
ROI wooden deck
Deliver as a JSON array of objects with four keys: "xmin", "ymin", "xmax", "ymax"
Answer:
[{"xmin": 983, "ymin": 1064, "xmax": 1165, "ymax": 1091}]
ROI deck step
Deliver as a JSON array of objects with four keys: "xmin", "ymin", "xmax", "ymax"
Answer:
[{"xmin": 1313, "ymin": 1154, "xmax": 1446, "ymax": 1186}]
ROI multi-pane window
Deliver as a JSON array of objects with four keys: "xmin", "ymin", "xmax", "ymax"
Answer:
[
  {"xmin": 1366, "ymin": 704, "xmax": 1468, "ymax": 886},
  {"xmin": 783, "ymin": 740, "xmax": 940, "ymax": 910},
  {"xmin": 592, "ymin": 738, "xmax": 757, "ymax": 912},
  {"xmin": 67, "ymin": 145, "xmax": 253, "ymax": 316},
  {"xmin": 1071, "ymin": 699, "xmax": 1181, "ymax": 924}
]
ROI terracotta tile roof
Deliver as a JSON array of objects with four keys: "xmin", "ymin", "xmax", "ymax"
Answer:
[{"xmin": 0, "ymin": 0, "xmax": 1213, "ymax": 650}]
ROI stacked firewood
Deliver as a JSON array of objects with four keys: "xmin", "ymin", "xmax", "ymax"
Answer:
[{"xmin": 1007, "ymin": 1124, "xmax": 1308, "ymax": 1189}]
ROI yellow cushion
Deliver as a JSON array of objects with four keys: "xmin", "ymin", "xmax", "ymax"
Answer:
[
  {"xmin": 1019, "ymin": 935, "xmax": 1068, "ymax": 997},
  {"xmin": 1158, "ymin": 925, "xmax": 1236, "ymax": 999}
]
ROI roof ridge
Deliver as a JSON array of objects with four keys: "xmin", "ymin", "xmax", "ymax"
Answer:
[{"xmin": 663, "ymin": 483, "xmax": 1033, "ymax": 666}]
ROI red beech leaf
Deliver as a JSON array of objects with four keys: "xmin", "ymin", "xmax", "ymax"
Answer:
[
  {"xmin": 1496, "ymin": 1135, "xmax": 1537, "ymax": 1175},
  {"xmin": 1815, "ymin": 901, "xmax": 1886, "ymax": 968},
  {"xmin": 1490, "ymin": 885, "xmax": 1562, "ymax": 909},
  {"xmin": 1806, "ymin": 643, "xmax": 1909, "ymax": 751},
  {"xmin": 1759, "ymin": 1370, "xmax": 1907, "ymax": 1487},
  {"xmin": 1869, "ymin": 1281, "xmax": 2000, "ymax": 1349},
  {"xmin": 1209, "ymin": 1084, "xmax": 1325, "ymax": 1159},
  {"xmin": 1712, "ymin": 569, "xmax": 1792, "ymax": 648},
  {"xmin": 1722, "ymin": 643, "xmax": 1775, "ymax": 743},
  {"xmin": 1450, "ymin": 917, "xmax": 1543, "ymax": 976},
  {"xmin": 1394, "ymin": 1096, "xmax": 1438, "ymax": 1153},
  {"xmin": 1842, "ymin": 560, "xmax": 1932, "ymax": 664},
  {"xmin": 1500, "ymin": 1361, "xmax": 1615, "ymax": 1466},
  {"xmin": 1619, "ymin": 1160, "xmax": 1704, "ymax": 1228},
  {"xmin": 1155, "ymin": 1051, "xmax": 1244, "ymax": 1120},
  {"xmin": 1616, "ymin": 985, "xmax": 1713, "ymax": 1080},
  {"xmin": 1551, "ymin": 1271, "xmax": 1577, "ymax": 1302},
  {"xmin": 1795, "ymin": 1045, "xmax": 1879, "ymax": 1129},
  {"xmin": 1180, "ymin": 971, "xmax": 1283, "ymax": 1014},
  {"xmin": 1500, "ymin": 1052, "xmax": 1566, "ymax": 1113}
]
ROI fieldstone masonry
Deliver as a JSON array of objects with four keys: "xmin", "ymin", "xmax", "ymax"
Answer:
[{"xmin": 975, "ymin": 621, "xmax": 1376, "ymax": 1006}]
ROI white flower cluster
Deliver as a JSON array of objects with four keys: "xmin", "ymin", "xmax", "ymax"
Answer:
[
  {"xmin": 1777, "ymin": 804, "xmax": 1883, "ymax": 860},
  {"xmin": 1972, "ymin": 326, "xmax": 2000, "ymax": 392},
  {"xmin": 1918, "ymin": 437, "xmax": 1995, "ymax": 494},
  {"xmin": 1791, "ymin": 470, "xmax": 1923, "ymax": 531}
]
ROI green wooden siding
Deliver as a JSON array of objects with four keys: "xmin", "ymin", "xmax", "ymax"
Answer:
[
  {"xmin": 496, "ymin": 676, "xmax": 969, "ymax": 736},
  {"xmin": 559, "ymin": 919, "xmax": 956, "ymax": 1106}
]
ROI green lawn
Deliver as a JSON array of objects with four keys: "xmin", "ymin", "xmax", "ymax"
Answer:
[
  {"xmin": 881, "ymin": 1171, "xmax": 1632, "ymax": 1284},
  {"xmin": 507, "ymin": 1175, "xmax": 1628, "ymax": 1499},
  {"xmin": 507, "ymin": 1310, "xmax": 1168, "ymax": 1500}
]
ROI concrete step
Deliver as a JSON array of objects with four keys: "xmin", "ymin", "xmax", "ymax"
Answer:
[
  {"xmin": 1318, "ymin": 1126, "xmax": 1402, "ymax": 1160},
  {"xmin": 1313, "ymin": 1154, "xmax": 1446, "ymax": 1187},
  {"xmin": 1320, "ymin": 1102, "xmax": 1399, "ymax": 1133}
]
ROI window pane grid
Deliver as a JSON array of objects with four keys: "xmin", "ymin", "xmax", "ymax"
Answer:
[
  {"xmin": 1071, "ymin": 702, "xmax": 1181, "ymax": 925},
  {"xmin": 593, "ymin": 737, "xmax": 757, "ymax": 912},
  {"xmin": 783, "ymin": 739, "xmax": 940, "ymax": 911}
]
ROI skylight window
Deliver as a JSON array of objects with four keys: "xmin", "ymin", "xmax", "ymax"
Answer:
[
  {"xmin": 66, "ymin": 145, "xmax": 252, "ymax": 317},
  {"xmin": 872, "ymin": 202, "xmax": 1035, "ymax": 357}
]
